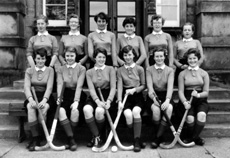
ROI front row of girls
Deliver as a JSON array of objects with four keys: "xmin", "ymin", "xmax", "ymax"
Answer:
[{"xmin": 24, "ymin": 44, "xmax": 209, "ymax": 152}]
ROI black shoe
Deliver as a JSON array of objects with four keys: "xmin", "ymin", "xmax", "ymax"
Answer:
[
  {"xmin": 151, "ymin": 138, "xmax": 160, "ymax": 149},
  {"xmin": 183, "ymin": 138, "xmax": 193, "ymax": 144},
  {"xmin": 87, "ymin": 136, "xmax": 95, "ymax": 147},
  {"xmin": 94, "ymin": 135, "xmax": 103, "ymax": 148},
  {"xmin": 69, "ymin": 138, "xmax": 77, "ymax": 151},
  {"xmin": 194, "ymin": 137, "xmax": 205, "ymax": 146},
  {"xmin": 140, "ymin": 141, "xmax": 146, "ymax": 149},
  {"xmin": 28, "ymin": 138, "xmax": 40, "ymax": 151},
  {"xmin": 26, "ymin": 139, "xmax": 33, "ymax": 149},
  {"xmin": 134, "ymin": 138, "xmax": 141, "ymax": 152}
]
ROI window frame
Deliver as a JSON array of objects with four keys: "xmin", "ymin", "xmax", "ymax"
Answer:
[
  {"xmin": 43, "ymin": 0, "xmax": 68, "ymax": 26},
  {"xmin": 156, "ymin": 0, "xmax": 180, "ymax": 27}
]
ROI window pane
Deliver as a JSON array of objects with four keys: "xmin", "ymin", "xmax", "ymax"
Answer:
[
  {"xmin": 90, "ymin": 2, "xmax": 108, "ymax": 15},
  {"xmin": 67, "ymin": 0, "xmax": 75, "ymax": 16},
  {"xmin": 157, "ymin": 0, "xmax": 177, "ymax": 5},
  {"xmin": 117, "ymin": 17, "xmax": 125, "ymax": 32},
  {"xmin": 161, "ymin": 6, "xmax": 177, "ymax": 21},
  {"xmin": 46, "ymin": 6, "xmax": 66, "ymax": 20},
  {"xmin": 117, "ymin": 2, "xmax": 135, "ymax": 16},
  {"xmin": 90, "ymin": 17, "xmax": 97, "ymax": 31},
  {"xmin": 46, "ymin": 0, "xmax": 65, "ymax": 4}
]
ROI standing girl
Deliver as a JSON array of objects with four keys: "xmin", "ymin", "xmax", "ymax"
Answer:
[
  {"xmin": 177, "ymin": 48, "xmax": 209, "ymax": 146},
  {"xmin": 117, "ymin": 45, "xmax": 146, "ymax": 152},
  {"xmin": 117, "ymin": 17, "xmax": 146, "ymax": 67},
  {"xmin": 27, "ymin": 15, "xmax": 58, "ymax": 68},
  {"xmin": 24, "ymin": 48, "xmax": 54, "ymax": 151},
  {"xmin": 146, "ymin": 48, "xmax": 174, "ymax": 148},
  {"xmin": 59, "ymin": 14, "xmax": 88, "ymax": 67},
  {"xmin": 83, "ymin": 47, "xmax": 116, "ymax": 147},
  {"xmin": 56, "ymin": 47, "xmax": 86, "ymax": 151},
  {"xmin": 88, "ymin": 12, "xmax": 118, "ymax": 68},
  {"xmin": 144, "ymin": 14, "xmax": 173, "ymax": 68},
  {"xmin": 174, "ymin": 22, "xmax": 204, "ymax": 85}
]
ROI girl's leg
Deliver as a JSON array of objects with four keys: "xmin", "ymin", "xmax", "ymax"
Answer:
[
  {"xmin": 83, "ymin": 105, "xmax": 100, "ymax": 147},
  {"xmin": 132, "ymin": 106, "xmax": 142, "ymax": 152},
  {"xmin": 27, "ymin": 103, "xmax": 40, "ymax": 151},
  {"xmin": 59, "ymin": 107, "xmax": 77, "ymax": 151}
]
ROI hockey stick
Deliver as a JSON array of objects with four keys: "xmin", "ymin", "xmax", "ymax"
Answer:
[
  {"xmin": 97, "ymin": 88, "xmax": 134, "ymax": 151},
  {"xmin": 92, "ymin": 94, "xmax": 129, "ymax": 152},
  {"xmin": 154, "ymin": 96, "xmax": 195, "ymax": 149},
  {"xmin": 32, "ymin": 87, "xmax": 68, "ymax": 151}
]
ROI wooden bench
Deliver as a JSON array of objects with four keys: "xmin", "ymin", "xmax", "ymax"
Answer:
[{"xmin": 8, "ymin": 103, "xmax": 27, "ymax": 143}]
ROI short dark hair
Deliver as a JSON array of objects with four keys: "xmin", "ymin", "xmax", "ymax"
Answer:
[
  {"xmin": 34, "ymin": 48, "xmax": 47, "ymax": 59},
  {"xmin": 122, "ymin": 17, "xmax": 136, "ymax": 27},
  {"xmin": 94, "ymin": 12, "xmax": 109, "ymax": 23},
  {"xmin": 119, "ymin": 45, "xmax": 138, "ymax": 62},
  {"xmin": 153, "ymin": 47, "xmax": 167, "ymax": 58},
  {"xmin": 65, "ymin": 47, "xmax": 77, "ymax": 54},
  {"xmin": 183, "ymin": 22, "xmax": 195, "ymax": 32},
  {"xmin": 67, "ymin": 14, "xmax": 82, "ymax": 25},
  {"xmin": 150, "ymin": 14, "xmax": 165, "ymax": 26},
  {"xmin": 36, "ymin": 14, "xmax": 49, "ymax": 24},
  {"xmin": 185, "ymin": 48, "xmax": 201, "ymax": 62},
  {"xmin": 93, "ymin": 47, "xmax": 107, "ymax": 58}
]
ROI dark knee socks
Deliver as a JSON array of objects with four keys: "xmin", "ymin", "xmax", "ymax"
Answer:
[
  {"xmin": 86, "ymin": 117, "xmax": 99, "ymax": 136},
  {"xmin": 193, "ymin": 120, "xmax": 205, "ymax": 139},
  {"xmin": 134, "ymin": 118, "xmax": 142, "ymax": 139},
  {"xmin": 60, "ymin": 119, "xmax": 73, "ymax": 137}
]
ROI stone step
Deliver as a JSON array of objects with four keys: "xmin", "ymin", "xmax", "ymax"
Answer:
[
  {"xmin": 13, "ymin": 79, "xmax": 24, "ymax": 89},
  {"xmin": 0, "ymin": 112, "xmax": 19, "ymax": 126},
  {"xmin": 206, "ymin": 111, "xmax": 230, "ymax": 124},
  {"xmin": 201, "ymin": 124, "xmax": 230, "ymax": 137},
  {"xmin": 0, "ymin": 87, "xmax": 25, "ymax": 100},
  {"xmin": 0, "ymin": 99, "xmax": 24, "ymax": 112}
]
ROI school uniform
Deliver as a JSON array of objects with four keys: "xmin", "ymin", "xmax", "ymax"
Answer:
[
  {"xmin": 24, "ymin": 66, "xmax": 55, "ymax": 148},
  {"xmin": 117, "ymin": 34, "xmax": 146, "ymax": 66},
  {"xmin": 88, "ymin": 29, "xmax": 118, "ymax": 67},
  {"xmin": 117, "ymin": 63, "xmax": 145, "ymax": 147},
  {"xmin": 59, "ymin": 31, "xmax": 88, "ymax": 66},
  {"xmin": 27, "ymin": 31, "xmax": 59, "ymax": 66},
  {"xmin": 146, "ymin": 64, "xmax": 174, "ymax": 147},
  {"xmin": 177, "ymin": 66, "xmax": 209, "ymax": 145},
  {"xmin": 85, "ymin": 65, "xmax": 116, "ymax": 146},
  {"xmin": 144, "ymin": 31, "xmax": 173, "ymax": 67}
]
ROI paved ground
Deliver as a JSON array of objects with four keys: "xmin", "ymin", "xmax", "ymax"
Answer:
[{"xmin": 1, "ymin": 138, "xmax": 230, "ymax": 158}]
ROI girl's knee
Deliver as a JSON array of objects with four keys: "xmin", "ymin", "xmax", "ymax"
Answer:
[
  {"xmin": 83, "ymin": 105, "xmax": 93, "ymax": 115},
  {"xmin": 197, "ymin": 112, "xmax": 206, "ymax": 122},
  {"xmin": 132, "ymin": 107, "xmax": 141, "ymax": 118},
  {"xmin": 186, "ymin": 115, "xmax": 195, "ymax": 124}
]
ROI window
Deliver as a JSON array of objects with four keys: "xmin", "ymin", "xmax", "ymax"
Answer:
[
  {"xmin": 43, "ymin": 0, "xmax": 76, "ymax": 26},
  {"xmin": 156, "ymin": 0, "xmax": 180, "ymax": 27}
]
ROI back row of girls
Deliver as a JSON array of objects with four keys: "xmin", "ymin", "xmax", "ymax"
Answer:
[{"xmin": 24, "ymin": 12, "xmax": 209, "ymax": 152}]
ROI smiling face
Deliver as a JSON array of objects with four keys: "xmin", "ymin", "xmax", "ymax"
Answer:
[
  {"xmin": 183, "ymin": 24, "xmax": 194, "ymax": 39},
  {"xmin": 95, "ymin": 52, "xmax": 106, "ymax": 67},
  {"xmin": 187, "ymin": 53, "xmax": 198, "ymax": 68},
  {"xmin": 96, "ymin": 17, "xmax": 107, "ymax": 30},
  {"xmin": 36, "ymin": 19, "xmax": 47, "ymax": 33},
  {"xmin": 154, "ymin": 51, "xmax": 165, "ymax": 66},
  {"xmin": 123, "ymin": 50, "xmax": 135, "ymax": 65},
  {"xmin": 152, "ymin": 18, "xmax": 163, "ymax": 32},
  {"xmin": 35, "ymin": 54, "xmax": 46, "ymax": 68},
  {"xmin": 69, "ymin": 17, "xmax": 80, "ymax": 31},
  {"xmin": 65, "ymin": 51, "xmax": 76, "ymax": 65},
  {"xmin": 124, "ymin": 23, "xmax": 135, "ymax": 35}
]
